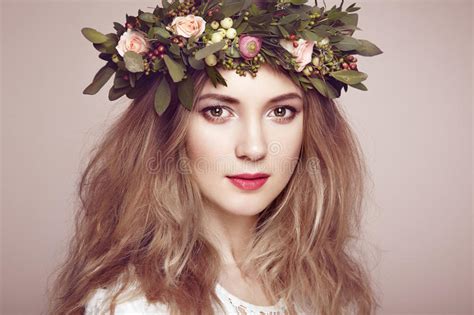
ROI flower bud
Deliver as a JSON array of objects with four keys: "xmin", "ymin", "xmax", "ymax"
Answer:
[{"xmin": 311, "ymin": 56, "xmax": 320, "ymax": 67}]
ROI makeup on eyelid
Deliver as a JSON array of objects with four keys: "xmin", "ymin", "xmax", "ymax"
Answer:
[{"xmin": 200, "ymin": 105, "xmax": 300, "ymax": 123}]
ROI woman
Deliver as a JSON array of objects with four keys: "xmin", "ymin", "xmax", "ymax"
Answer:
[{"xmin": 47, "ymin": 0, "xmax": 381, "ymax": 314}]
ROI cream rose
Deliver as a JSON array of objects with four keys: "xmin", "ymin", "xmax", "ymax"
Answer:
[
  {"xmin": 279, "ymin": 38, "xmax": 315, "ymax": 72},
  {"xmin": 116, "ymin": 29, "xmax": 150, "ymax": 57},
  {"xmin": 168, "ymin": 14, "xmax": 206, "ymax": 38}
]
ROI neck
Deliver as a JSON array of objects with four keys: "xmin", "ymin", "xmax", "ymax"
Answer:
[{"xmin": 201, "ymin": 201, "xmax": 258, "ymax": 267}]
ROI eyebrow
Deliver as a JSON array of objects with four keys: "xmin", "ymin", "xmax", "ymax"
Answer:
[{"xmin": 196, "ymin": 92, "xmax": 303, "ymax": 104}]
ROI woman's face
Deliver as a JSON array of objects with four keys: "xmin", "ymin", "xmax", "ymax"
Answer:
[{"xmin": 185, "ymin": 64, "xmax": 304, "ymax": 218}]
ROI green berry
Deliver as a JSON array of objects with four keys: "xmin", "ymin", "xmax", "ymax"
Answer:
[
  {"xmin": 211, "ymin": 21, "xmax": 219, "ymax": 29},
  {"xmin": 226, "ymin": 28, "xmax": 237, "ymax": 39},
  {"xmin": 205, "ymin": 54, "xmax": 217, "ymax": 66},
  {"xmin": 220, "ymin": 17, "xmax": 233, "ymax": 29}
]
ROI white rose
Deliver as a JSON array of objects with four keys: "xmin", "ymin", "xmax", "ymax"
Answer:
[
  {"xmin": 168, "ymin": 14, "xmax": 206, "ymax": 38},
  {"xmin": 116, "ymin": 29, "xmax": 150, "ymax": 57}
]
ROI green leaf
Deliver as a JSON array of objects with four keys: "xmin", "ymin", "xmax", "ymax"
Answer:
[
  {"xmin": 177, "ymin": 76, "xmax": 194, "ymax": 111},
  {"xmin": 355, "ymin": 39, "xmax": 383, "ymax": 56},
  {"xmin": 92, "ymin": 34, "xmax": 119, "ymax": 54},
  {"xmin": 236, "ymin": 22, "xmax": 248, "ymax": 34},
  {"xmin": 221, "ymin": 0, "xmax": 246, "ymax": 17},
  {"xmin": 163, "ymin": 55, "xmax": 185, "ymax": 82},
  {"xmin": 332, "ymin": 36, "xmax": 361, "ymax": 51},
  {"xmin": 81, "ymin": 28, "xmax": 108, "ymax": 44},
  {"xmin": 311, "ymin": 26, "xmax": 332, "ymax": 39},
  {"xmin": 302, "ymin": 30, "xmax": 323, "ymax": 42},
  {"xmin": 329, "ymin": 70, "xmax": 367, "ymax": 85},
  {"xmin": 279, "ymin": 13, "xmax": 300, "ymax": 25},
  {"xmin": 169, "ymin": 43, "xmax": 181, "ymax": 56},
  {"xmin": 154, "ymin": 76, "xmax": 171, "ymax": 115},
  {"xmin": 339, "ymin": 13, "xmax": 358, "ymax": 28},
  {"xmin": 148, "ymin": 27, "xmax": 171, "ymax": 39},
  {"xmin": 308, "ymin": 77, "xmax": 338, "ymax": 98},
  {"xmin": 129, "ymin": 72, "xmax": 137, "ymax": 88},
  {"xmin": 153, "ymin": 58, "xmax": 164, "ymax": 71},
  {"xmin": 249, "ymin": 13, "xmax": 273, "ymax": 25},
  {"xmin": 83, "ymin": 62, "xmax": 116, "ymax": 95},
  {"xmin": 224, "ymin": 45, "xmax": 241, "ymax": 58},
  {"xmin": 124, "ymin": 51, "xmax": 145, "ymax": 73},
  {"xmin": 205, "ymin": 66, "xmax": 227, "ymax": 88},
  {"xmin": 139, "ymin": 12, "xmax": 158, "ymax": 24},
  {"xmin": 162, "ymin": 0, "xmax": 171, "ymax": 9},
  {"xmin": 113, "ymin": 22, "xmax": 126, "ymax": 35},
  {"xmin": 194, "ymin": 41, "xmax": 226, "ymax": 60},
  {"xmin": 108, "ymin": 85, "xmax": 130, "ymax": 101},
  {"xmin": 346, "ymin": 4, "xmax": 360, "ymax": 12},
  {"xmin": 349, "ymin": 82, "xmax": 367, "ymax": 91},
  {"xmin": 188, "ymin": 55, "xmax": 205, "ymax": 70},
  {"xmin": 327, "ymin": 11, "xmax": 347, "ymax": 21},
  {"xmin": 113, "ymin": 71, "xmax": 130, "ymax": 89},
  {"xmin": 277, "ymin": 25, "xmax": 289, "ymax": 38},
  {"xmin": 290, "ymin": 0, "xmax": 308, "ymax": 4}
]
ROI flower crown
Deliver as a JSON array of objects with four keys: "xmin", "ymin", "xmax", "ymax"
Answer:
[{"xmin": 81, "ymin": 0, "xmax": 382, "ymax": 115}]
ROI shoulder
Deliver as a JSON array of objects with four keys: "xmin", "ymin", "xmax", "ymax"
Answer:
[{"xmin": 85, "ymin": 286, "xmax": 170, "ymax": 315}]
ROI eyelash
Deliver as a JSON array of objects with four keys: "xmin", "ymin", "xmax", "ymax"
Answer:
[{"xmin": 200, "ymin": 105, "xmax": 299, "ymax": 123}]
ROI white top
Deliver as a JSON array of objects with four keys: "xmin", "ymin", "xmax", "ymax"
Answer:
[{"xmin": 85, "ymin": 282, "xmax": 288, "ymax": 315}]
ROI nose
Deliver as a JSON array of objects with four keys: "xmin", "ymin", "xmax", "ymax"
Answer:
[{"xmin": 235, "ymin": 116, "xmax": 268, "ymax": 162}]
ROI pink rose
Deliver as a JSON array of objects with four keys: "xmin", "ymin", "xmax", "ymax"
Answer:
[
  {"xmin": 238, "ymin": 35, "xmax": 262, "ymax": 60},
  {"xmin": 116, "ymin": 29, "xmax": 150, "ymax": 57},
  {"xmin": 168, "ymin": 14, "xmax": 206, "ymax": 38},
  {"xmin": 279, "ymin": 38, "xmax": 315, "ymax": 72}
]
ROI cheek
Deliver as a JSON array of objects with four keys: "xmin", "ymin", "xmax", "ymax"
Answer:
[
  {"xmin": 268, "ymin": 124, "xmax": 303, "ymax": 176},
  {"xmin": 185, "ymin": 119, "xmax": 232, "ymax": 170}
]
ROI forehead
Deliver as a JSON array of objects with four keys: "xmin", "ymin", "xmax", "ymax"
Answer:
[{"xmin": 198, "ymin": 64, "xmax": 303, "ymax": 104}]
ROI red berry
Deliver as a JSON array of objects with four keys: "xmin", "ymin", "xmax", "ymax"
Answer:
[
  {"xmin": 293, "ymin": 41, "xmax": 298, "ymax": 48},
  {"xmin": 148, "ymin": 52, "xmax": 153, "ymax": 58},
  {"xmin": 158, "ymin": 45, "xmax": 165, "ymax": 53},
  {"xmin": 349, "ymin": 63, "xmax": 357, "ymax": 69},
  {"xmin": 123, "ymin": 75, "xmax": 129, "ymax": 80},
  {"xmin": 342, "ymin": 62, "xmax": 349, "ymax": 69},
  {"xmin": 289, "ymin": 34, "xmax": 296, "ymax": 40}
]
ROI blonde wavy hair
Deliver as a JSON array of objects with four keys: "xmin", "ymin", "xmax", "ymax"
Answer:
[{"xmin": 47, "ymin": 54, "xmax": 380, "ymax": 314}]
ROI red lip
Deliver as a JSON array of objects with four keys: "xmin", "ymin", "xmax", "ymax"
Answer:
[
  {"xmin": 226, "ymin": 173, "xmax": 270, "ymax": 179},
  {"xmin": 226, "ymin": 173, "xmax": 270, "ymax": 191}
]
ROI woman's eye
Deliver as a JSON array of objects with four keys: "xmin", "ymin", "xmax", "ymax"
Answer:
[
  {"xmin": 200, "ymin": 105, "xmax": 232, "ymax": 122},
  {"xmin": 200, "ymin": 105, "xmax": 298, "ymax": 123},
  {"xmin": 268, "ymin": 106, "xmax": 298, "ymax": 122}
]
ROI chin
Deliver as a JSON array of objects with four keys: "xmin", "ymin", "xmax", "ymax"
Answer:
[{"xmin": 217, "ymin": 195, "xmax": 270, "ymax": 216}]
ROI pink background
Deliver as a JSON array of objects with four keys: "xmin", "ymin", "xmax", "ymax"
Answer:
[{"xmin": 1, "ymin": 0, "xmax": 472, "ymax": 314}]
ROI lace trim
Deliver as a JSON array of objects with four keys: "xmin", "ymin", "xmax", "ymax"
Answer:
[{"xmin": 215, "ymin": 283, "xmax": 287, "ymax": 315}]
